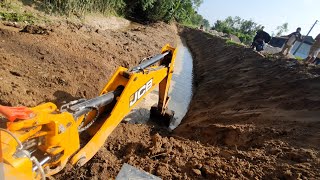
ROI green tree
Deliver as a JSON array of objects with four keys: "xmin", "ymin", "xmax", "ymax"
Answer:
[
  {"xmin": 212, "ymin": 16, "xmax": 264, "ymax": 45},
  {"xmin": 202, "ymin": 19, "xmax": 210, "ymax": 30},
  {"xmin": 275, "ymin": 23, "xmax": 289, "ymax": 36},
  {"xmin": 192, "ymin": 0, "xmax": 203, "ymax": 8}
]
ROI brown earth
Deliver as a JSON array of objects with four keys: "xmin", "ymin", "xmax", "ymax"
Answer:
[
  {"xmin": 57, "ymin": 28, "xmax": 320, "ymax": 179},
  {"xmin": 1, "ymin": 19, "xmax": 320, "ymax": 179},
  {"xmin": 0, "ymin": 21, "xmax": 177, "ymax": 107},
  {"xmin": 175, "ymin": 28, "xmax": 320, "ymax": 178}
]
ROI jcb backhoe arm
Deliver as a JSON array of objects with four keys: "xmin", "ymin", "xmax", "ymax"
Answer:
[{"xmin": 0, "ymin": 45, "xmax": 177, "ymax": 179}]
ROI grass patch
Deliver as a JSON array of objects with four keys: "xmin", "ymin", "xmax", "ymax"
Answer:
[
  {"xmin": 0, "ymin": 1, "xmax": 38, "ymax": 24},
  {"xmin": 42, "ymin": 0, "xmax": 125, "ymax": 16},
  {"xmin": 226, "ymin": 39, "xmax": 243, "ymax": 47},
  {"xmin": 0, "ymin": 11, "xmax": 37, "ymax": 23},
  {"xmin": 0, "ymin": 1, "xmax": 18, "ymax": 10},
  {"xmin": 181, "ymin": 23, "xmax": 198, "ymax": 29},
  {"xmin": 295, "ymin": 56, "xmax": 304, "ymax": 61},
  {"xmin": 264, "ymin": 53, "xmax": 276, "ymax": 59}
]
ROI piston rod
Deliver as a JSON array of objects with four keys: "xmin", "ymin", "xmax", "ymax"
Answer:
[{"xmin": 130, "ymin": 52, "xmax": 169, "ymax": 72}]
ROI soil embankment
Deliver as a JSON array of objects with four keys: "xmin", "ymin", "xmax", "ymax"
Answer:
[{"xmin": 176, "ymin": 27, "xmax": 320, "ymax": 178}]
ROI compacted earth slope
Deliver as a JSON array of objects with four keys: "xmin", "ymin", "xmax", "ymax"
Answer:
[{"xmin": 175, "ymin": 28, "xmax": 320, "ymax": 178}]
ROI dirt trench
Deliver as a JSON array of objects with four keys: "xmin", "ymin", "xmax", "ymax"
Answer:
[
  {"xmin": 58, "ymin": 28, "xmax": 320, "ymax": 179},
  {"xmin": 1, "ymin": 21, "xmax": 320, "ymax": 179}
]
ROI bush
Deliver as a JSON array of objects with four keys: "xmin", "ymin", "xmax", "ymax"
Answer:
[
  {"xmin": 41, "ymin": 0, "xmax": 208, "ymax": 28},
  {"xmin": 0, "ymin": 11, "xmax": 36, "ymax": 23},
  {"xmin": 43, "ymin": 0, "xmax": 126, "ymax": 15}
]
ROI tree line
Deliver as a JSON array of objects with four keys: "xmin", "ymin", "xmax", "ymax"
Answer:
[
  {"xmin": 44, "ymin": 0, "xmax": 209, "ymax": 28},
  {"xmin": 212, "ymin": 16, "xmax": 264, "ymax": 45},
  {"xmin": 42, "ymin": 1, "xmax": 290, "ymax": 45},
  {"xmin": 212, "ymin": 16, "xmax": 290, "ymax": 45}
]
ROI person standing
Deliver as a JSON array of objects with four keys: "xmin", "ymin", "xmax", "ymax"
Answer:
[
  {"xmin": 280, "ymin": 27, "xmax": 302, "ymax": 55},
  {"xmin": 306, "ymin": 33, "xmax": 320, "ymax": 64},
  {"xmin": 315, "ymin": 53, "xmax": 320, "ymax": 65},
  {"xmin": 251, "ymin": 27, "xmax": 271, "ymax": 52},
  {"xmin": 199, "ymin": 24, "xmax": 205, "ymax": 31}
]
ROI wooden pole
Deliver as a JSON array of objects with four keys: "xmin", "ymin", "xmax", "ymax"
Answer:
[{"xmin": 293, "ymin": 20, "xmax": 318, "ymax": 55}]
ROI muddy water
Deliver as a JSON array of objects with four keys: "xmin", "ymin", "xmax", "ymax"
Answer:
[
  {"xmin": 167, "ymin": 39, "xmax": 193, "ymax": 130},
  {"xmin": 123, "ymin": 38, "xmax": 193, "ymax": 130}
]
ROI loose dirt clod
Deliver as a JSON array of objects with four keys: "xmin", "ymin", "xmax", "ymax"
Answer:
[
  {"xmin": 192, "ymin": 169, "xmax": 202, "ymax": 176},
  {"xmin": 20, "ymin": 25, "xmax": 50, "ymax": 34}
]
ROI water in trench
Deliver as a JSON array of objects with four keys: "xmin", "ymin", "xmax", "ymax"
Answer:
[{"xmin": 123, "ymin": 38, "xmax": 193, "ymax": 130}]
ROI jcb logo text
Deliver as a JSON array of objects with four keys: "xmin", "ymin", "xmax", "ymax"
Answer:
[{"xmin": 129, "ymin": 79, "xmax": 153, "ymax": 107}]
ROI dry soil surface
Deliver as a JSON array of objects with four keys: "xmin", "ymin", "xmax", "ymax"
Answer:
[
  {"xmin": 1, "ymin": 21, "xmax": 320, "ymax": 180},
  {"xmin": 0, "ymin": 21, "xmax": 177, "ymax": 107}
]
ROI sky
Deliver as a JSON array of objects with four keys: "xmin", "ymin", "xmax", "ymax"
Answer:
[{"xmin": 198, "ymin": 0, "xmax": 320, "ymax": 38}]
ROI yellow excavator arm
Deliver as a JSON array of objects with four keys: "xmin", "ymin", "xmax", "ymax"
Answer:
[{"xmin": 0, "ymin": 45, "xmax": 177, "ymax": 179}]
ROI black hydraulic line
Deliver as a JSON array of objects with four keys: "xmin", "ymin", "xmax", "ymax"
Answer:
[
  {"xmin": 72, "ymin": 92, "xmax": 115, "ymax": 119},
  {"xmin": 70, "ymin": 88, "xmax": 123, "ymax": 119},
  {"xmin": 130, "ymin": 51, "xmax": 170, "ymax": 73}
]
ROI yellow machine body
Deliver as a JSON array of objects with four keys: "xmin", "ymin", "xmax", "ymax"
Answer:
[
  {"xmin": 1, "ymin": 103, "xmax": 80, "ymax": 178},
  {"xmin": 0, "ymin": 45, "xmax": 177, "ymax": 179}
]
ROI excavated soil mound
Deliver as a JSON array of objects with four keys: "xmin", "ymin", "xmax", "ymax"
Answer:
[{"xmin": 175, "ymin": 28, "xmax": 320, "ymax": 178}]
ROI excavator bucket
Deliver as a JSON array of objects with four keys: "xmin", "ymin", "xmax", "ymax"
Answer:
[{"xmin": 150, "ymin": 105, "xmax": 175, "ymax": 127}]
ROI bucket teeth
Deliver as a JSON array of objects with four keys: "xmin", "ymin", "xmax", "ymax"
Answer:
[{"xmin": 150, "ymin": 105, "xmax": 175, "ymax": 127}]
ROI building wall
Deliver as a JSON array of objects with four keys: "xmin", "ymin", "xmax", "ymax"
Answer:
[
  {"xmin": 269, "ymin": 37, "xmax": 312, "ymax": 58},
  {"xmin": 290, "ymin": 42, "xmax": 312, "ymax": 58},
  {"xmin": 269, "ymin": 37, "xmax": 287, "ymax": 48}
]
